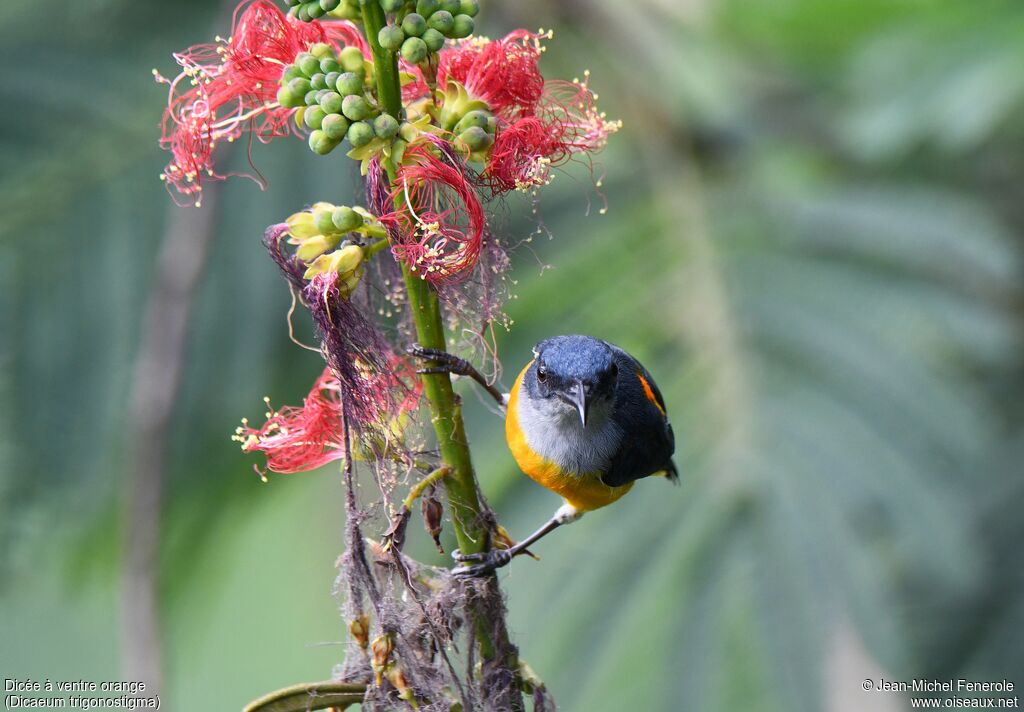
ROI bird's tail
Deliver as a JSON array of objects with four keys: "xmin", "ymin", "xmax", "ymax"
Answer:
[{"xmin": 663, "ymin": 459, "xmax": 680, "ymax": 485}]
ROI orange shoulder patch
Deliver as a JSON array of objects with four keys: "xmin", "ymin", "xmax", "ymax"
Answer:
[{"xmin": 637, "ymin": 371, "xmax": 666, "ymax": 416}]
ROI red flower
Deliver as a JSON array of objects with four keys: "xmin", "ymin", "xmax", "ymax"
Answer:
[
  {"xmin": 236, "ymin": 358, "xmax": 422, "ymax": 477},
  {"xmin": 155, "ymin": 0, "xmax": 366, "ymax": 205},
  {"xmin": 437, "ymin": 31, "xmax": 620, "ymax": 194},
  {"xmin": 484, "ymin": 77, "xmax": 620, "ymax": 194},
  {"xmin": 380, "ymin": 138, "xmax": 485, "ymax": 284},
  {"xmin": 437, "ymin": 30, "xmax": 546, "ymax": 117},
  {"xmin": 235, "ymin": 367, "xmax": 347, "ymax": 476}
]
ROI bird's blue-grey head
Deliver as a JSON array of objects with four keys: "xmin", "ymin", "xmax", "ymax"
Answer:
[{"xmin": 524, "ymin": 335, "xmax": 619, "ymax": 427}]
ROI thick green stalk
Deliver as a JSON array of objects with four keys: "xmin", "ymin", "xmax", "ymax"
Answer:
[{"xmin": 358, "ymin": 10, "xmax": 522, "ymax": 701}]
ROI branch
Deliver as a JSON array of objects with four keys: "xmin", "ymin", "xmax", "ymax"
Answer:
[
  {"xmin": 358, "ymin": 7, "xmax": 523, "ymax": 710},
  {"xmin": 242, "ymin": 681, "xmax": 366, "ymax": 712}
]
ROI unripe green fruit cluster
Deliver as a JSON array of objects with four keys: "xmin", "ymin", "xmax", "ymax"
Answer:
[
  {"xmin": 286, "ymin": 0, "xmax": 336, "ymax": 22},
  {"xmin": 453, "ymin": 108, "xmax": 496, "ymax": 153},
  {"xmin": 276, "ymin": 43, "xmax": 399, "ymax": 156},
  {"xmin": 375, "ymin": 0, "xmax": 479, "ymax": 65}
]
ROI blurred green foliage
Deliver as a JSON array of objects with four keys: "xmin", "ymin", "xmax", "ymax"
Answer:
[{"xmin": 1, "ymin": 0, "xmax": 1022, "ymax": 711}]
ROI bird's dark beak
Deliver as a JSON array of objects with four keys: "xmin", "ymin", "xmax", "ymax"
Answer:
[{"xmin": 571, "ymin": 380, "xmax": 588, "ymax": 427}]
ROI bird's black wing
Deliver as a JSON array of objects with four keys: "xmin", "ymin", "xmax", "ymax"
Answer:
[{"xmin": 601, "ymin": 345, "xmax": 678, "ymax": 487}]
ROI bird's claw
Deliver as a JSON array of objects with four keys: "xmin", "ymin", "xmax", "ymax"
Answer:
[
  {"xmin": 407, "ymin": 343, "xmax": 473, "ymax": 377},
  {"xmin": 450, "ymin": 548, "xmax": 513, "ymax": 577}
]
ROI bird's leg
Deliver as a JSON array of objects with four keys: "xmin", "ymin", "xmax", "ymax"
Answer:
[
  {"xmin": 408, "ymin": 343, "xmax": 506, "ymax": 407},
  {"xmin": 452, "ymin": 504, "xmax": 583, "ymax": 577}
]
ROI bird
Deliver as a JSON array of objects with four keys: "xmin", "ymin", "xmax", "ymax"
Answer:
[{"xmin": 410, "ymin": 334, "xmax": 677, "ymax": 576}]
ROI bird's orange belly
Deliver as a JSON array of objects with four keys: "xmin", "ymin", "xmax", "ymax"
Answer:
[{"xmin": 506, "ymin": 369, "xmax": 633, "ymax": 512}]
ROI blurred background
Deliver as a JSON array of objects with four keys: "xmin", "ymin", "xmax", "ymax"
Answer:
[{"xmin": 2, "ymin": 0, "xmax": 1023, "ymax": 710}]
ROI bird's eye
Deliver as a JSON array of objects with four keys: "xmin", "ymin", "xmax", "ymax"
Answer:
[
  {"xmin": 610, "ymin": 363, "xmax": 619, "ymax": 379},
  {"xmin": 536, "ymin": 365, "xmax": 547, "ymax": 383}
]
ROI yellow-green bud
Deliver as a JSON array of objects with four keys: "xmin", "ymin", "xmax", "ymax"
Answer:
[
  {"xmin": 332, "ymin": 206, "xmax": 364, "ymax": 231},
  {"xmin": 286, "ymin": 211, "xmax": 319, "ymax": 239},
  {"xmin": 304, "ymin": 106, "xmax": 327, "ymax": 129},
  {"xmin": 380, "ymin": 0, "xmax": 404, "ymax": 11},
  {"xmin": 439, "ymin": 0, "xmax": 460, "ymax": 14},
  {"xmin": 297, "ymin": 52, "xmax": 320, "ymax": 77},
  {"xmin": 319, "ymin": 91, "xmax": 344, "ymax": 114},
  {"xmin": 295, "ymin": 233, "xmax": 341, "ymax": 262},
  {"xmin": 347, "ymin": 120, "xmax": 375, "ymax": 147},
  {"xmin": 459, "ymin": 0, "xmax": 478, "ymax": 16},
  {"xmin": 302, "ymin": 244, "xmax": 364, "ymax": 280},
  {"xmin": 288, "ymin": 77, "xmax": 311, "ymax": 96},
  {"xmin": 342, "ymin": 94, "xmax": 374, "ymax": 121},
  {"xmin": 335, "ymin": 72, "xmax": 364, "ymax": 96},
  {"xmin": 451, "ymin": 13, "xmax": 473, "ymax": 38},
  {"xmin": 373, "ymin": 114, "xmax": 400, "ymax": 139},
  {"xmin": 416, "ymin": 0, "xmax": 439, "ymax": 17},
  {"xmin": 319, "ymin": 0, "xmax": 340, "ymax": 11},
  {"xmin": 378, "ymin": 25, "xmax": 405, "ymax": 51},
  {"xmin": 276, "ymin": 85, "xmax": 301, "ymax": 108},
  {"xmin": 421, "ymin": 28, "xmax": 445, "ymax": 52},
  {"xmin": 427, "ymin": 10, "xmax": 454, "ymax": 34},
  {"xmin": 401, "ymin": 13, "xmax": 427, "ymax": 37},
  {"xmin": 306, "ymin": 1, "xmax": 325, "ymax": 18},
  {"xmin": 321, "ymin": 113, "xmax": 350, "ymax": 140},
  {"xmin": 309, "ymin": 72, "xmax": 328, "ymax": 90},
  {"xmin": 458, "ymin": 126, "xmax": 492, "ymax": 151},
  {"xmin": 307, "ymin": 129, "xmax": 339, "ymax": 155},
  {"xmin": 454, "ymin": 109, "xmax": 490, "ymax": 133},
  {"xmin": 310, "ymin": 42, "xmax": 334, "ymax": 59},
  {"xmin": 401, "ymin": 36, "xmax": 428, "ymax": 64},
  {"xmin": 314, "ymin": 207, "xmax": 336, "ymax": 234},
  {"xmin": 339, "ymin": 46, "xmax": 364, "ymax": 72}
]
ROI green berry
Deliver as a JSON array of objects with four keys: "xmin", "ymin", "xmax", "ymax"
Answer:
[
  {"xmin": 286, "ymin": 0, "xmax": 301, "ymax": 6},
  {"xmin": 308, "ymin": 130, "xmax": 339, "ymax": 155},
  {"xmin": 319, "ymin": 91, "xmax": 344, "ymax": 114},
  {"xmin": 320, "ymin": 0, "xmax": 340, "ymax": 11},
  {"xmin": 373, "ymin": 113, "xmax": 400, "ymax": 138},
  {"xmin": 454, "ymin": 109, "xmax": 490, "ymax": 132},
  {"xmin": 380, "ymin": 0, "xmax": 404, "ymax": 11},
  {"xmin": 422, "ymin": 28, "xmax": 445, "ymax": 51},
  {"xmin": 378, "ymin": 24, "xmax": 405, "ymax": 51},
  {"xmin": 416, "ymin": 0, "xmax": 439, "ymax": 17},
  {"xmin": 310, "ymin": 43, "xmax": 334, "ymax": 58},
  {"xmin": 335, "ymin": 72, "xmax": 364, "ymax": 96},
  {"xmin": 339, "ymin": 46, "xmax": 364, "ymax": 72},
  {"xmin": 347, "ymin": 121, "xmax": 375, "ymax": 147},
  {"xmin": 315, "ymin": 89, "xmax": 331, "ymax": 102},
  {"xmin": 315, "ymin": 207, "xmax": 336, "ymax": 234},
  {"xmin": 458, "ymin": 0, "xmax": 478, "ymax": 16},
  {"xmin": 325, "ymin": 71, "xmax": 341, "ymax": 88},
  {"xmin": 401, "ymin": 13, "xmax": 427, "ymax": 37},
  {"xmin": 400, "ymin": 36, "xmax": 428, "ymax": 64},
  {"xmin": 304, "ymin": 89, "xmax": 319, "ymax": 105},
  {"xmin": 332, "ymin": 206, "xmax": 364, "ymax": 231},
  {"xmin": 310, "ymin": 72, "xmax": 328, "ymax": 90},
  {"xmin": 451, "ymin": 13, "xmax": 473, "ymax": 38},
  {"xmin": 276, "ymin": 85, "xmax": 301, "ymax": 108},
  {"xmin": 288, "ymin": 76, "xmax": 312, "ymax": 96},
  {"xmin": 297, "ymin": 4, "xmax": 312, "ymax": 21},
  {"xmin": 297, "ymin": 53, "xmax": 320, "ymax": 77},
  {"xmin": 307, "ymin": 1, "xmax": 325, "ymax": 18},
  {"xmin": 320, "ymin": 58, "xmax": 341, "ymax": 74},
  {"xmin": 427, "ymin": 10, "xmax": 454, "ymax": 34},
  {"xmin": 342, "ymin": 94, "xmax": 374, "ymax": 121},
  {"xmin": 304, "ymin": 106, "xmax": 327, "ymax": 129},
  {"xmin": 440, "ymin": 0, "xmax": 460, "ymax": 14},
  {"xmin": 459, "ymin": 126, "xmax": 492, "ymax": 151},
  {"xmin": 322, "ymin": 113, "xmax": 350, "ymax": 140},
  {"xmin": 282, "ymin": 65, "xmax": 304, "ymax": 82}
]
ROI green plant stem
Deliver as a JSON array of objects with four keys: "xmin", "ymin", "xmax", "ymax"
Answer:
[
  {"xmin": 242, "ymin": 681, "xmax": 366, "ymax": 712},
  {"xmin": 358, "ymin": 7, "xmax": 522, "ymax": 705}
]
